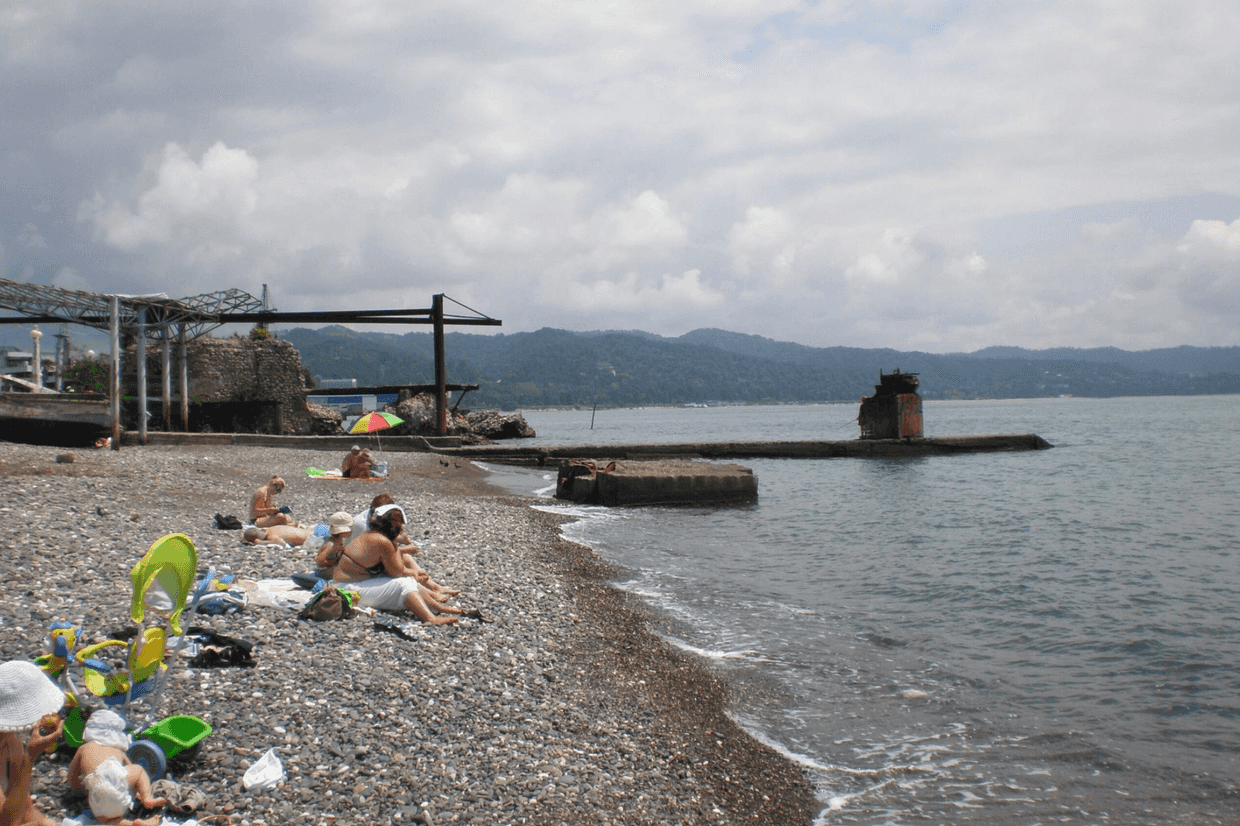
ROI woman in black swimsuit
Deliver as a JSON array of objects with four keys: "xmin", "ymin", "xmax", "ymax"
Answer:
[{"xmin": 331, "ymin": 505, "xmax": 462, "ymax": 624}]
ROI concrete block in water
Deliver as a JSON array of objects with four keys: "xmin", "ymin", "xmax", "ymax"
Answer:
[{"xmin": 557, "ymin": 459, "xmax": 757, "ymax": 507}]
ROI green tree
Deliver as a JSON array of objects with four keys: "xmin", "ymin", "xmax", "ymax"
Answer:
[{"xmin": 62, "ymin": 359, "xmax": 109, "ymax": 394}]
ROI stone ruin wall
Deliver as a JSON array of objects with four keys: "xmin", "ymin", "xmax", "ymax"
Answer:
[{"xmin": 124, "ymin": 335, "xmax": 312, "ymax": 434}]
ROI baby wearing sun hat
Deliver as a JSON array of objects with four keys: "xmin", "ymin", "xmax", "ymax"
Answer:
[
  {"xmin": 67, "ymin": 708, "xmax": 169, "ymax": 825},
  {"xmin": 0, "ymin": 659, "xmax": 66, "ymax": 826}
]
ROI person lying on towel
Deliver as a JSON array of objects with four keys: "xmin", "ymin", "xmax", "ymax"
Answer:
[{"xmin": 242, "ymin": 525, "xmax": 309, "ymax": 548}]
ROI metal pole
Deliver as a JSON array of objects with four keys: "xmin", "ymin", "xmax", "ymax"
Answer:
[
  {"xmin": 178, "ymin": 324, "xmax": 189, "ymax": 431},
  {"xmin": 433, "ymin": 293, "xmax": 447, "ymax": 436},
  {"xmin": 137, "ymin": 308, "xmax": 148, "ymax": 445},
  {"xmin": 30, "ymin": 327, "xmax": 42, "ymax": 389},
  {"xmin": 53, "ymin": 331, "xmax": 64, "ymax": 392},
  {"xmin": 57, "ymin": 328, "xmax": 69, "ymax": 392},
  {"xmin": 162, "ymin": 332, "xmax": 172, "ymax": 432},
  {"xmin": 109, "ymin": 296, "xmax": 121, "ymax": 450}
]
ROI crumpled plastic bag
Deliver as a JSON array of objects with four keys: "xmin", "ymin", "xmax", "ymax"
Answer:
[{"xmin": 243, "ymin": 748, "xmax": 286, "ymax": 791}]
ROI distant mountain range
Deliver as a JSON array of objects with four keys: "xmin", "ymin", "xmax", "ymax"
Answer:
[{"xmin": 282, "ymin": 325, "xmax": 1240, "ymax": 410}]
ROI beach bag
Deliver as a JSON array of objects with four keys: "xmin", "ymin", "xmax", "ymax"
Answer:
[
  {"xmin": 183, "ymin": 627, "xmax": 256, "ymax": 669},
  {"xmin": 214, "ymin": 513, "xmax": 243, "ymax": 530},
  {"xmin": 298, "ymin": 585, "xmax": 357, "ymax": 622}
]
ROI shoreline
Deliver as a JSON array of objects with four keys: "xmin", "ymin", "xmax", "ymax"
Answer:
[{"xmin": 0, "ymin": 442, "xmax": 816, "ymax": 825}]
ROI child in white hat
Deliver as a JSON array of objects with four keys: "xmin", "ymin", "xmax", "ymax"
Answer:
[
  {"xmin": 0, "ymin": 660, "xmax": 66, "ymax": 826},
  {"xmin": 67, "ymin": 708, "xmax": 168, "ymax": 826}
]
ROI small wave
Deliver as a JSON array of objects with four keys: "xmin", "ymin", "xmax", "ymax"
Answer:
[
  {"xmin": 530, "ymin": 502, "xmax": 619, "ymax": 520},
  {"xmin": 665, "ymin": 637, "xmax": 764, "ymax": 662}
]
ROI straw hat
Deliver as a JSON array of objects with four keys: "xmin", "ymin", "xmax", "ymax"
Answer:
[
  {"xmin": 0, "ymin": 660, "xmax": 64, "ymax": 732},
  {"xmin": 328, "ymin": 512, "xmax": 353, "ymax": 535}
]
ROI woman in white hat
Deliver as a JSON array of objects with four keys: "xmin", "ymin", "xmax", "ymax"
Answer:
[{"xmin": 0, "ymin": 660, "xmax": 65, "ymax": 826}]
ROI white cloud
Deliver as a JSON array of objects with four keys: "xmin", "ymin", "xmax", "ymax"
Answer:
[
  {"xmin": 1170, "ymin": 217, "xmax": 1240, "ymax": 321},
  {"xmin": 52, "ymin": 267, "xmax": 87, "ymax": 291},
  {"xmin": 551, "ymin": 268, "xmax": 722, "ymax": 313},
  {"xmin": 0, "ymin": 0, "xmax": 1233, "ymax": 350},
  {"xmin": 1178, "ymin": 218, "xmax": 1240, "ymax": 256},
  {"xmin": 845, "ymin": 228, "xmax": 922, "ymax": 288},
  {"xmin": 84, "ymin": 142, "xmax": 259, "ymax": 251},
  {"xmin": 17, "ymin": 224, "xmax": 46, "ymax": 249},
  {"xmin": 728, "ymin": 206, "xmax": 797, "ymax": 281}
]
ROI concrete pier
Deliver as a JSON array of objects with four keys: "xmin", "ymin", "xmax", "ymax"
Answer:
[
  {"xmin": 557, "ymin": 459, "xmax": 759, "ymax": 507},
  {"xmin": 120, "ymin": 431, "xmax": 1051, "ymax": 461},
  {"xmin": 447, "ymin": 433, "xmax": 1053, "ymax": 465}
]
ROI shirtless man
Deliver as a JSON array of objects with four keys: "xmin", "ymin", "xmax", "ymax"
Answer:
[
  {"xmin": 0, "ymin": 660, "xmax": 66, "ymax": 826},
  {"xmin": 342, "ymin": 445, "xmax": 375, "ymax": 478},
  {"xmin": 242, "ymin": 525, "xmax": 310, "ymax": 547},
  {"xmin": 342, "ymin": 445, "xmax": 361, "ymax": 477},
  {"xmin": 68, "ymin": 710, "xmax": 167, "ymax": 826},
  {"xmin": 250, "ymin": 475, "xmax": 296, "ymax": 527},
  {"xmin": 332, "ymin": 504, "xmax": 460, "ymax": 624}
]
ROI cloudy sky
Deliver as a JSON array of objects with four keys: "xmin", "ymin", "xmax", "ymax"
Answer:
[{"xmin": 2, "ymin": 0, "xmax": 1239, "ymax": 353}]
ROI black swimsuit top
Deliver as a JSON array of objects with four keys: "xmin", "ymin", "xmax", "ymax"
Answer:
[{"xmin": 341, "ymin": 548, "xmax": 387, "ymax": 577}]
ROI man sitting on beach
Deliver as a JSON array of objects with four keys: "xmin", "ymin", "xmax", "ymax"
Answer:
[
  {"xmin": 332, "ymin": 504, "xmax": 463, "ymax": 624},
  {"xmin": 243, "ymin": 525, "xmax": 310, "ymax": 548},
  {"xmin": 250, "ymin": 475, "xmax": 296, "ymax": 527},
  {"xmin": 342, "ymin": 445, "xmax": 374, "ymax": 479}
]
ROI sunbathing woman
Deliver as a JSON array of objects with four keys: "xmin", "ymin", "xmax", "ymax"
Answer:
[
  {"xmin": 354, "ymin": 494, "xmax": 459, "ymax": 597},
  {"xmin": 250, "ymin": 475, "xmax": 297, "ymax": 528},
  {"xmin": 332, "ymin": 505, "xmax": 462, "ymax": 624},
  {"xmin": 313, "ymin": 512, "xmax": 355, "ymax": 578}
]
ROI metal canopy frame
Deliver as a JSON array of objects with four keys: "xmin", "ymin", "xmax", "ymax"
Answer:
[
  {"xmin": 0, "ymin": 279, "xmax": 264, "ymax": 340},
  {"xmin": 0, "ymin": 280, "xmax": 500, "ymax": 446}
]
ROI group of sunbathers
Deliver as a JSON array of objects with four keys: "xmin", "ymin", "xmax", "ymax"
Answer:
[{"xmin": 246, "ymin": 475, "xmax": 467, "ymax": 625}]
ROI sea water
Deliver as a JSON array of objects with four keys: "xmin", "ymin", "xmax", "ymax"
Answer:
[{"xmin": 483, "ymin": 397, "xmax": 1240, "ymax": 824}]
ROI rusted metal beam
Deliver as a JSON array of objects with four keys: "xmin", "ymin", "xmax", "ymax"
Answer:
[{"xmin": 433, "ymin": 294, "xmax": 447, "ymax": 436}]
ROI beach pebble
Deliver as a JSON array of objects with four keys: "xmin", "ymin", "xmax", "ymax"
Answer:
[{"xmin": 0, "ymin": 441, "xmax": 814, "ymax": 825}]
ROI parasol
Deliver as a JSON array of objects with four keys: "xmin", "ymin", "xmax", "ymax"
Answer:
[
  {"xmin": 347, "ymin": 411, "xmax": 403, "ymax": 434},
  {"xmin": 344, "ymin": 411, "xmax": 404, "ymax": 458}
]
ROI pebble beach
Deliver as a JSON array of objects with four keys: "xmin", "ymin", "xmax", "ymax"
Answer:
[{"xmin": 0, "ymin": 441, "xmax": 815, "ymax": 826}]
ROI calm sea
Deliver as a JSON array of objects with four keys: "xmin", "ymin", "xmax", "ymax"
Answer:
[{"xmin": 483, "ymin": 397, "xmax": 1240, "ymax": 824}]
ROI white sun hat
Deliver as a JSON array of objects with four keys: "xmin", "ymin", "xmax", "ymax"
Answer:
[{"xmin": 0, "ymin": 660, "xmax": 65, "ymax": 732}]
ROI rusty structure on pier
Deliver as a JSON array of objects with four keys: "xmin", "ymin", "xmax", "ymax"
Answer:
[{"xmin": 858, "ymin": 370, "xmax": 924, "ymax": 440}]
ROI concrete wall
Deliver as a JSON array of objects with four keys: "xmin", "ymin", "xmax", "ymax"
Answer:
[{"xmin": 124, "ymin": 335, "xmax": 313, "ymax": 434}]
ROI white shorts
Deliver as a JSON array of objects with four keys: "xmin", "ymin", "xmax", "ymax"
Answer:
[{"xmin": 348, "ymin": 576, "xmax": 420, "ymax": 611}]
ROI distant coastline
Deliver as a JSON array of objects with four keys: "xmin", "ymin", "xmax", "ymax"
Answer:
[{"xmin": 281, "ymin": 326, "xmax": 1240, "ymax": 409}]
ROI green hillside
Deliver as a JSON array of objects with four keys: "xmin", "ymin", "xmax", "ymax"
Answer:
[{"xmin": 281, "ymin": 326, "xmax": 1240, "ymax": 410}]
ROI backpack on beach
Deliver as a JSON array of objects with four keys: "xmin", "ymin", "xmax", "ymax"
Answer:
[
  {"xmin": 214, "ymin": 513, "xmax": 243, "ymax": 530},
  {"xmin": 298, "ymin": 585, "xmax": 358, "ymax": 622}
]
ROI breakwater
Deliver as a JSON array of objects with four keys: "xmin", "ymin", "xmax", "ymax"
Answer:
[{"xmin": 124, "ymin": 431, "xmax": 1051, "ymax": 462}]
